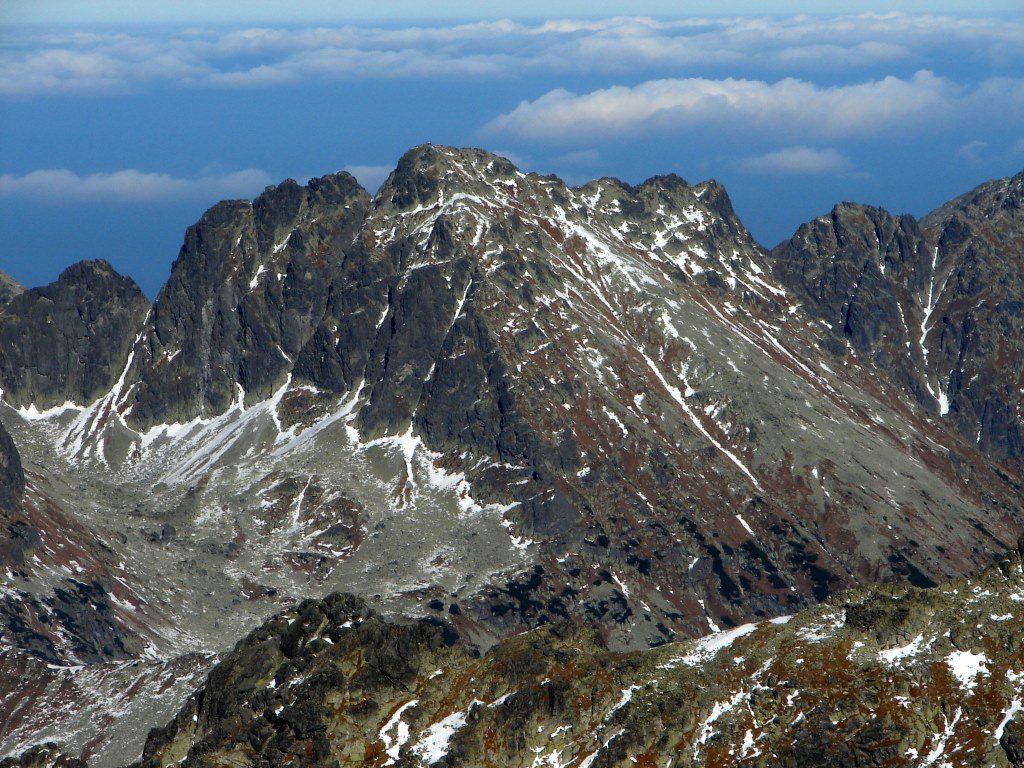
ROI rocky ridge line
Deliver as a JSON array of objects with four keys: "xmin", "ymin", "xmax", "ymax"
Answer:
[{"xmin": 123, "ymin": 537, "xmax": 1024, "ymax": 768}]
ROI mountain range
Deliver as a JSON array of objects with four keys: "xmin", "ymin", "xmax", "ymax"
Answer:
[{"xmin": 1, "ymin": 145, "xmax": 1022, "ymax": 766}]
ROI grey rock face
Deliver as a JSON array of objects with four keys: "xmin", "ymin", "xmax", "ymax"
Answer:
[
  {"xmin": 919, "ymin": 169, "xmax": 1024, "ymax": 463},
  {"xmin": 772, "ymin": 169, "xmax": 1024, "ymax": 466},
  {"xmin": 0, "ymin": 260, "xmax": 149, "ymax": 409},
  {"xmin": 124, "ymin": 173, "xmax": 371, "ymax": 429},
  {"xmin": 0, "ymin": 418, "xmax": 23, "ymax": 513},
  {"xmin": 771, "ymin": 203, "xmax": 935, "ymax": 406}
]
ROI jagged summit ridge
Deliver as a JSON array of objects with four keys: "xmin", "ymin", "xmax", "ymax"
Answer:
[
  {"xmin": 773, "ymin": 167, "xmax": 1024, "ymax": 464},
  {"xmin": 771, "ymin": 202, "xmax": 938, "ymax": 408},
  {"xmin": 124, "ymin": 171, "xmax": 370, "ymax": 429}
]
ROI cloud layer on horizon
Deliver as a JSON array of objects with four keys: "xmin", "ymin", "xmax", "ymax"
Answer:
[
  {"xmin": 0, "ymin": 168, "xmax": 272, "ymax": 202},
  {"xmin": 2, "ymin": 14, "xmax": 1021, "ymax": 95},
  {"xmin": 2, "ymin": 12, "xmax": 1022, "ymax": 207},
  {"xmin": 484, "ymin": 71, "xmax": 1024, "ymax": 143}
]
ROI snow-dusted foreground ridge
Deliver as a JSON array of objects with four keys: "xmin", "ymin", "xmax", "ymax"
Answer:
[{"xmin": 123, "ymin": 538, "xmax": 1024, "ymax": 768}]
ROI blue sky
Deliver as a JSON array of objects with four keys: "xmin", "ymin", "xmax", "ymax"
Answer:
[{"xmin": 2, "ymin": 3, "xmax": 1023, "ymax": 297}]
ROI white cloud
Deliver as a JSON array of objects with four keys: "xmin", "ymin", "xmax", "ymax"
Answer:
[
  {"xmin": 485, "ymin": 71, "xmax": 957, "ymax": 141},
  {"xmin": 0, "ymin": 168, "xmax": 271, "ymax": 202},
  {"xmin": 955, "ymin": 140, "xmax": 989, "ymax": 163},
  {"xmin": 552, "ymin": 149, "xmax": 601, "ymax": 166},
  {"xmin": 1, "ymin": 14, "xmax": 1021, "ymax": 94},
  {"xmin": 774, "ymin": 41, "xmax": 909, "ymax": 67},
  {"xmin": 737, "ymin": 146, "xmax": 852, "ymax": 175},
  {"xmin": 342, "ymin": 165, "xmax": 393, "ymax": 193}
]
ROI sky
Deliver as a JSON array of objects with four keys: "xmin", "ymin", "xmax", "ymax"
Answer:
[{"xmin": 2, "ymin": 3, "xmax": 1023, "ymax": 297}]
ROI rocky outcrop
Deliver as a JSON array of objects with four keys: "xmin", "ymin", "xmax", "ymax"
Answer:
[
  {"xmin": 0, "ymin": 414, "xmax": 143, "ymax": 673},
  {"xmin": 0, "ymin": 416, "xmax": 34, "ymax": 578},
  {"xmin": 0, "ymin": 743, "xmax": 86, "ymax": 768},
  {"xmin": 772, "ymin": 169, "xmax": 1024, "ymax": 466},
  {"xmin": 0, "ymin": 260, "xmax": 149, "ymax": 410},
  {"xmin": 0, "ymin": 418, "xmax": 23, "ymax": 513},
  {"xmin": 134, "ymin": 540, "xmax": 1024, "ymax": 768},
  {"xmin": 919, "ymin": 169, "xmax": 1024, "ymax": 464},
  {"xmin": 123, "ymin": 174, "xmax": 371, "ymax": 429}
]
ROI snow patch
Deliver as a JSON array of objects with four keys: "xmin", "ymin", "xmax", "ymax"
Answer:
[
  {"xmin": 665, "ymin": 622, "xmax": 759, "ymax": 667},
  {"xmin": 411, "ymin": 709, "xmax": 470, "ymax": 765},
  {"xmin": 379, "ymin": 699, "xmax": 418, "ymax": 765},
  {"xmin": 945, "ymin": 649, "xmax": 988, "ymax": 689},
  {"xmin": 878, "ymin": 634, "xmax": 930, "ymax": 665}
]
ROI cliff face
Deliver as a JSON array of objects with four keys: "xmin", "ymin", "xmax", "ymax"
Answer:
[
  {"xmin": 124, "ymin": 174, "xmax": 371, "ymax": 428},
  {"xmin": 0, "ymin": 260, "xmax": 149, "ymax": 410},
  {"xmin": 772, "ymin": 170, "xmax": 1024, "ymax": 467},
  {"xmin": 918, "ymin": 170, "xmax": 1024, "ymax": 465},
  {"xmin": 771, "ymin": 203, "xmax": 935, "ymax": 408}
]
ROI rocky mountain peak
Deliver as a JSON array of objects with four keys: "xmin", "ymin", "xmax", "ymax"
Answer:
[
  {"xmin": 121, "ymin": 172, "xmax": 371, "ymax": 429},
  {"xmin": 252, "ymin": 171, "xmax": 366, "ymax": 255},
  {"xmin": 771, "ymin": 202, "xmax": 939, "ymax": 408},
  {"xmin": 921, "ymin": 166, "xmax": 1024, "ymax": 232},
  {"xmin": 0, "ymin": 260, "xmax": 149, "ymax": 410},
  {"xmin": 771, "ymin": 168, "xmax": 1024, "ymax": 464},
  {"xmin": 379, "ymin": 144, "xmax": 519, "ymax": 214},
  {"xmin": 917, "ymin": 167, "xmax": 1024, "ymax": 463}
]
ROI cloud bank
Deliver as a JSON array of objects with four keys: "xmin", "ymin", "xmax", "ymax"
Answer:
[
  {"xmin": 0, "ymin": 168, "xmax": 271, "ymax": 202},
  {"xmin": 484, "ymin": 71, "xmax": 1023, "ymax": 142},
  {"xmin": 1, "ymin": 14, "xmax": 1021, "ymax": 94},
  {"xmin": 736, "ymin": 147, "xmax": 852, "ymax": 175}
]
